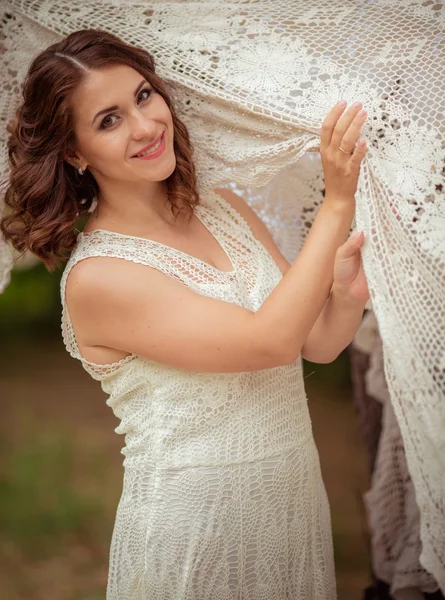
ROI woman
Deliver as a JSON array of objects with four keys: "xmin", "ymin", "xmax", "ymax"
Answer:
[{"xmin": 1, "ymin": 29, "xmax": 369, "ymax": 599}]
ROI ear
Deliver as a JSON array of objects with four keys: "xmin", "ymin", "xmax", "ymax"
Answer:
[{"xmin": 64, "ymin": 149, "xmax": 87, "ymax": 171}]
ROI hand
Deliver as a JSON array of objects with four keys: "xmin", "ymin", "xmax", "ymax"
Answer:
[
  {"xmin": 332, "ymin": 231, "xmax": 369, "ymax": 302},
  {"xmin": 320, "ymin": 100, "xmax": 368, "ymax": 206}
]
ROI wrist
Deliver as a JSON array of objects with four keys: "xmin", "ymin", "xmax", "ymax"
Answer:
[
  {"xmin": 331, "ymin": 282, "xmax": 369, "ymax": 307},
  {"xmin": 323, "ymin": 193, "xmax": 356, "ymax": 214}
]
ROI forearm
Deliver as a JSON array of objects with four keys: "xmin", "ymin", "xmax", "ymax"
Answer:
[
  {"xmin": 255, "ymin": 99, "xmax": 368, "ymax": 362},
  {"xmin": 301, "ymin": 284, "xmax": 368, "ymax": 363},
  {"xmin": 256, "ymin": 199, "xmax": 355, "ymax": 360}
]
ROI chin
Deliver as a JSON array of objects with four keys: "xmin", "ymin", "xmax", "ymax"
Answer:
[{"xmin": 159, "ymin": 153, "xmax": 177, "ymax": 181}]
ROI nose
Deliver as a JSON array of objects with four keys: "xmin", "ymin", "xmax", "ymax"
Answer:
[{"xmin": 129, "ymin": 111, "xmax": 158, "ymax": 141}]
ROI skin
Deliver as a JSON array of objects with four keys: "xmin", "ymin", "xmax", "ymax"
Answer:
[{"xmin": 65, "ymin": 66, "xmax": 369, "ymax": 370}]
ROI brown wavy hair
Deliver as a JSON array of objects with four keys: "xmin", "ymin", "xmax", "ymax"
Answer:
[{"xmin": 1, "ymin": 29, "xmax": 200, "ymax": 271}]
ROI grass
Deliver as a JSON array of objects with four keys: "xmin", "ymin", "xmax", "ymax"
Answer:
[
  {"xmin": 0, "ymin": 413, "xmax": 117, "ymax": 600},
  {"xmin": 0, "ymin": 427, "xmax": 104, "ymax": 555}
]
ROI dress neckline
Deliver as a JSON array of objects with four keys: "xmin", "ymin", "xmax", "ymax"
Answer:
[{"xmin": 78, "ymin": 194, "xmax": 236, "ymax": 276}]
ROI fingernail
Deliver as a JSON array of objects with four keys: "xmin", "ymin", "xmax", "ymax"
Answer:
[{"xmin": 337, "ymin": 99, "xmax": 347, "ymax": 107}]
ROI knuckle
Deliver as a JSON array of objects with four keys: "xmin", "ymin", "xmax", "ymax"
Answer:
[{"xmin": 322, "ymin": 146, "xmax": 332, "ymax": 157}]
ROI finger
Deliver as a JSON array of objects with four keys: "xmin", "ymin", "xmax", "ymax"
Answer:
[
  {"xmin": 353, "ymin": 231, "xmax": 365, "ymax": 247},
  {"xmin": 320, "ymin": 101, "xmax": 347, "ymax": 151},
  {"xmin": 339, "ymin": 110, "xmax": 367, "ymax": 153},
  {"xmin": 350, "ymin": 139, "xmax": 367, "ymax": 166},
  {"xmin": 330, "ymin": 102, "xmax": 364, "ymax": 149}
]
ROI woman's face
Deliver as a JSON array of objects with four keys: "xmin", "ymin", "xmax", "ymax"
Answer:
[{"xmin": 69, "ymin": 64, "xmax": 176, "ymax": 189}]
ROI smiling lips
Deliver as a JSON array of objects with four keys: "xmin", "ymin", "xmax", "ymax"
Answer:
[{"xmin": 131, "ymin": 131, "xmax": 166, "ymax": 160}]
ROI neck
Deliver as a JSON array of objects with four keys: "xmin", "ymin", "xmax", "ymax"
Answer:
[{"xmin": 88, "ymin": 178, "xmax": 178, "ymax": 233}]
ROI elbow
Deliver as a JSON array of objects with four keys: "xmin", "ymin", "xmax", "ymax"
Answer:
[
  {"xmin": 254, "ymin": 323, "xmax": 302, "ymax": 368},
  {"xmin": 315, "ymin": 354, "xmax": 339, "ymax": 364},
  {"xmin": 300, "ymin": 346, "xmax": 339, "ymax": 364},
  {"xmin": 269, "ymin": 342, "xmax": 302, "ymax": 367},
  {"xmin": 270, "ymin": 340, "xmax": 344, "ymax": 367},
  {"xmin": 284, "ymin": 346, "xmax": 302, "ymax": 365}
]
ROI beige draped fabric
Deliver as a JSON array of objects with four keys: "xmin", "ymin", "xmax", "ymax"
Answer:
[{"xmin": 1, "ymin": 0, "xmax": 444, "ymax": 591}]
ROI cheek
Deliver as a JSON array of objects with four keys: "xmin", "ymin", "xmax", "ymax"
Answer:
[
  {"xmin": 156, "ymin": 98, "xmax": 174, "ymax": 130},
  {"xmin": 168, "ymin": 111, "xmax": 175, "ymax": 133},
  {"xmin": 166, "ymin": 111, "xmax": 175, "ymax": 144},
  {"xmin": 91, "ymin": 132, "xmax": 124, "ymax": 162}
]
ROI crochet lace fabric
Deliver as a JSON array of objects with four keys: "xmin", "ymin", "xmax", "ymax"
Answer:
[
  {"xmin": 60, "ymin": 190, "xmax": 336, "ymax": 598},
  {"xmin": 354, "ymin": 313, "xmax": 439, "ymax": 595},
  {"xmin": 1, "ymin": 0, "xmax": 444, "ymax": 591}
]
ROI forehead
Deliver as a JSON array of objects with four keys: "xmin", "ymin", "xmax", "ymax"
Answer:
[{"xmin": 70, "ymin": 64, "xmax": 146, "ymax": 122}]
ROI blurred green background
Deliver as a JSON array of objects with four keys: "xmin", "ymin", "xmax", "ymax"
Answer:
[{"xmin": 0, "ymin": 259, "xmax": 371, "ymax": 600}]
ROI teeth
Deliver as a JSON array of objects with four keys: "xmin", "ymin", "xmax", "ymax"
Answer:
[{"xmin": 135, "ymin": 135, "xmax": 163, "ymax": 157}]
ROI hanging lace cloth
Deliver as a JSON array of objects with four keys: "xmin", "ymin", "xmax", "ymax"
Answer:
[
  {"xmin": 353, "ymin": 313, "xmax": 440, "ymax": 595},
  {"xmin": 1, "ymin": 0, "xmax": 444, "ymax": 591}
]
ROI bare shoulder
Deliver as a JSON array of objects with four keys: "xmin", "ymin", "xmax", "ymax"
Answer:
[
  {"xmin": 65, "ymin": 255, "xmax": 154, "ymax": 317},
  {"xmin": 65, "ymin": 256, "xmax": 116, "ymax": 304},
  {"xmin": 213, "ymin": 187, "xmax": 291, "ymax": 275},
  {"xmin": 64, "ymin": 254, "xmax": 172, "ymax": 350}
]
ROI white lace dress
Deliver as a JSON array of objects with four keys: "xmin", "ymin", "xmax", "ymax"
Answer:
[{"xmin": 60, "ymin": 190, "xmax": 336, "ymax": 600}]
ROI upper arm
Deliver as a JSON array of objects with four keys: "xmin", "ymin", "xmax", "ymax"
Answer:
[
  {"xmin": 65, "ymin": 257, "xmax": 294, "ymax": 373},
  {"xmin": 214, "ymin": 188, "xmax": 291, "ymax": 276}
]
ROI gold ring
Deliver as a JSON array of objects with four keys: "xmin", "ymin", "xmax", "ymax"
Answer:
[{"xmin": 339, "ymin": 146, "xmax": 354, "ymax": 155}]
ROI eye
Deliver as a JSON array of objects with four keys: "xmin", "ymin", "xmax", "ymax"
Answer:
[
  {"xmin": 100, "ymin": 114, "xmax": 119, "ymax": 129},
  {"xmin": 99, "ymin": 88, "xmax": 153, "ymax": 130},
  {"xmin": 137, "ymin": 88, "xmax": 152, "ymax": 103}
]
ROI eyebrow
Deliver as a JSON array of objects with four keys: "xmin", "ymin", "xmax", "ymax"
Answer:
[{"xmin": 91, "ymin": 79, "xmax": 148, "ymax": 126}]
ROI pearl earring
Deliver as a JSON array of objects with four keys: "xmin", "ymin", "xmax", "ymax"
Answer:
[{"xmin": 78, "ymin": 166, "xmax": 85, "ymax": 176}]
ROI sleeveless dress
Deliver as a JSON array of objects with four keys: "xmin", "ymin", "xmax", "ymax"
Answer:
[{"xmin": 60, "ymin": 189, "xmax": 336, "ymax": 600}]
